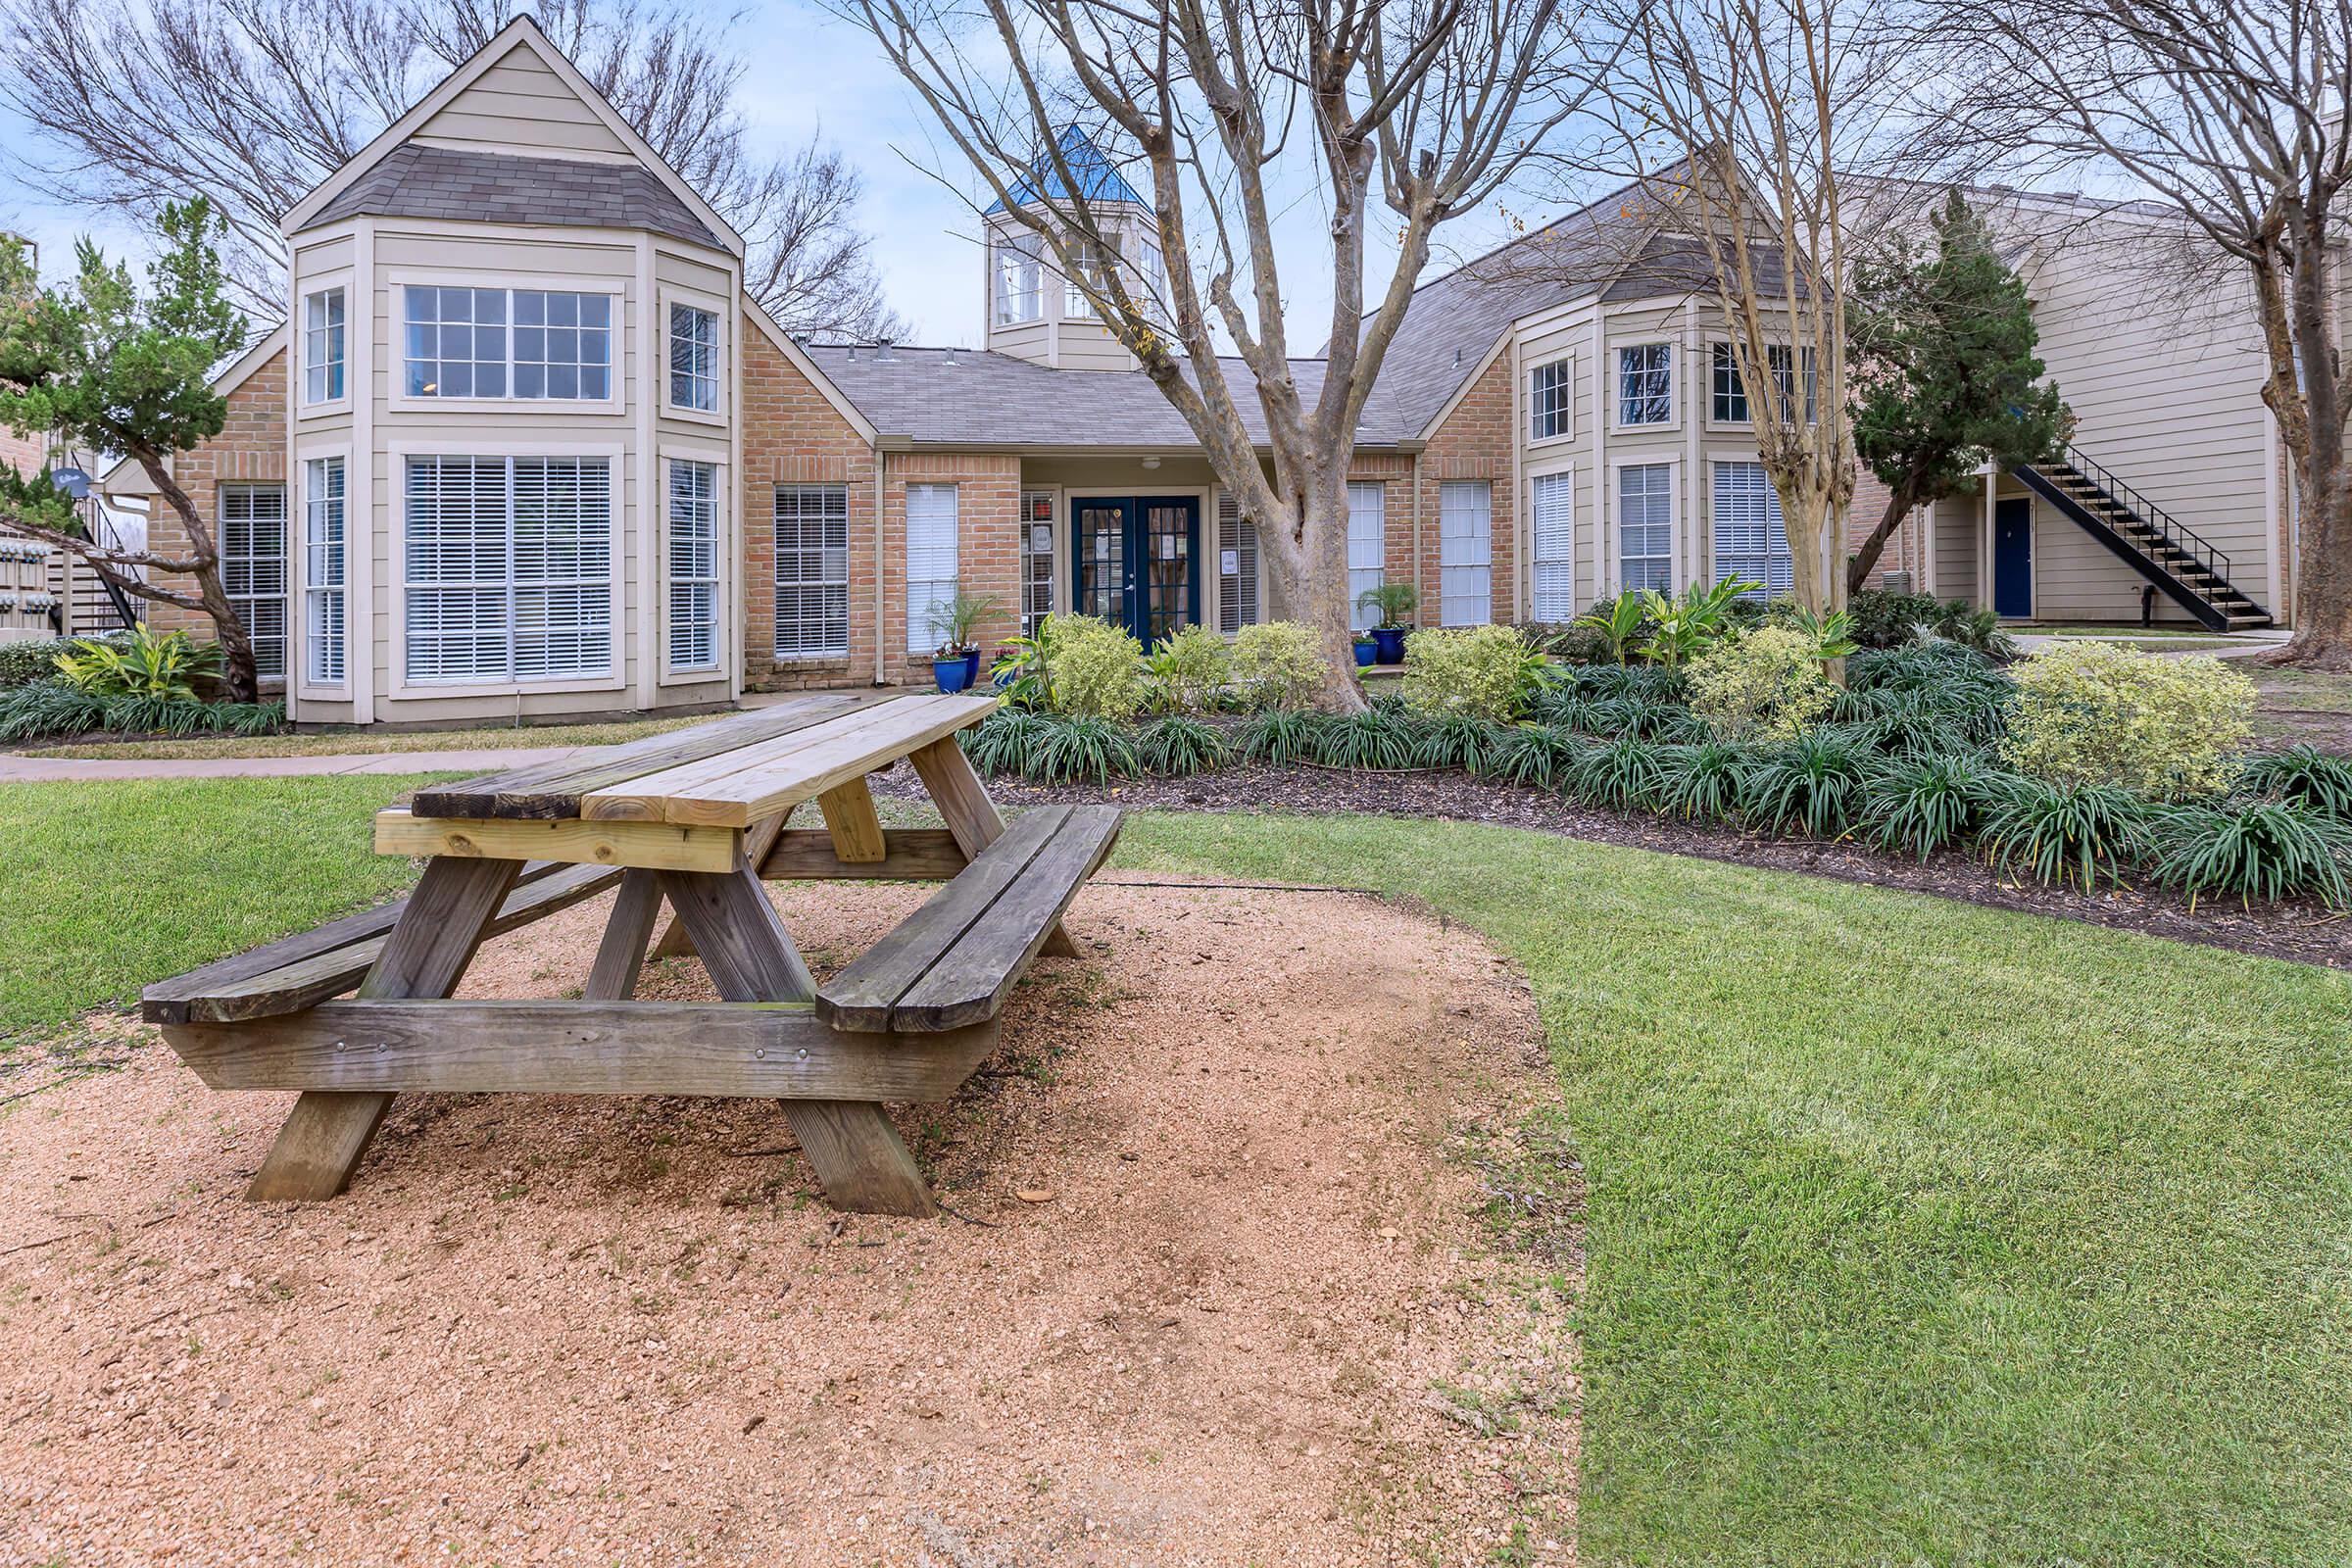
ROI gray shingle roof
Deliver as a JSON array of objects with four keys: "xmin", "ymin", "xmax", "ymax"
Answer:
[
  {"xmin": 309, "ymin": 143, "xmax": 727, "ymax": 251},
  {"xmin": 805, "ymin": 345, "xmax": 1351, "ymax": 447}
]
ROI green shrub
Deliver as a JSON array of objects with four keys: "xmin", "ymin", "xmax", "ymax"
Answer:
[
  {"xmin": 0, "ymin": 678, "xmax": 107, "ymax": 740},
  {"xmin": 1862, "ymin": 752, "xmax": 2003, "ymax": 861},
  {"xmin": 2000, "ymin": 642, "xmax": 2253, "ymax": 801},
  {"xmin": 1024, "ymin": 714, "xmax": 1140, "ymax": 784},
  {"xmin": 2149, "ymin": 800, "xmax": 2352, "ymax": 909},
  {"xmin": 0, "ymin": 634, "xmax": 82, "ymax": 689},
  {"xmin": 1980, "ymin": 780, "xmax": 2151, "ymax": 890},
  {"xmin": 0, "ymin": 679, "xmax": 284, "ymax": 743},
  {"xmin": 1144, "ymin": 623, "xmax": 1232, "ymax": 714},
  {"xmin": 1846, "ymin": 589, "xmax": 1940, "ymax": 651},
  {"xmin": 1654, "ymin": 741, "xmax": 1751, "ymax": 822},
  {"xmin": 1314, "ymin": 709, "xmax": 1424, "ymax": 770},
  {"xmin": 2234, "ymin": 745, "xmax": 2352, "ymax": 821},
  {"xmin": 1230, "ymin": 621, "xmax": 1328, "ymax": 710},
  {"xmin": 1687, "ymin": 625, "xmax": 1835, "ymax": 743},
  {"xmin": 1569, "ymin": 735, "xmax": 1667, "ymax": 812},
  {"xmin": 1137, "ymin": 713, "xmax": 1233, "ymax": 777},
  {"xmin": 1930, "ymin": 599, "xmax": 2020, "ymax": 659},
  {"xmin": 54, "ymin": 624, "xmax": 220, "ymax": 701},
  {"xmin": 1399, "ymin": 623, "xmax": 1552, "ymax": 722},
  {"xmin": 1043, "ymin": 614, "xmax": 1147, "ymax": 720},
  {"xmin": 1238, "ymin": 707, "xmax": 1324, "ymax": 766},
  {"xmin": 1849, "ymin": 640, "xmax": 2006, "ymax": 694},
  {"xmin": 1740, "ymin": 731, "xmax": 1872, "ymax": 837},
  {"xmin": 1413, "ymin": 712, "xmax": 1500, "ymax": 771},
  {"xmin": 958, "ymin": 707, "xmax": 1046, "ymax": 775},
  {"xmin": 1481, "ymin": 723, "xmax": 1584, "ymax": 789}
]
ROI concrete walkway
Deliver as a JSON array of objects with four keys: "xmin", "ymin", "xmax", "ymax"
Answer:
[
  {"xmin": 0, "ymin": 745, "xmax": 589, "ymax": 782},
  {"xmin": 2009, "ymin": 628, "xmax": 2290, "ymax": 659}
]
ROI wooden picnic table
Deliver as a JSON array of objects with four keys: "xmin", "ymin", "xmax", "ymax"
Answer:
[{"xmin": 141, "ymin": 693, "xmax": 1123, "ymax": 1217}]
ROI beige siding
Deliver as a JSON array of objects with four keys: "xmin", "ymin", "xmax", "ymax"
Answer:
[{"xmin": 411, "ymin": 46, "xmax": 634, "ymax": 161}]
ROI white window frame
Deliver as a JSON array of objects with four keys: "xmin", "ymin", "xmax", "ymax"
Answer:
[
  {"xmin": 389, "ymin": 274, "xmax": 624, "ymax": 414},
  {"xmin": 1613, "ymin": 341, "xmax": 1677, "ymax": 430},
  {"xmin": 906, "ymin": 482, "xmax": 960, "ymax": 657},
  {"xmin": 994, "ymin": 233, "xmax": 1043, "ymax": 326},
  {"xmin": 387, "ymin": 440, "xmax": 625, "ymax": 699},
  {"xmin": 299, "ymin": 454, "xmax": 347, "ymax": 692},
  {"xmin": 662, "ymin": 289, "xmax": 725, "ymax": 422},
  {"xmin": 1018, "ymin": 488, "xmax": 1059, "ymax": 637},
  {"xmin": 1347, "ymin": 480, "xmax": 1386, "ymax": 631},
  {"xmin": 1528, "ymin": 463, "xmax": 1576, "ymax": 623},
  {"xmin": 775, "ymin": 482, "xmax": 852, "ymax": 662},
  {"xmin": 1439, "ymin": 480, "xmax": 1493, "ymax": 627},
  {"xmin": 220, "ymin": 483, "xmax": 288, "ymax": 682},
  {"xmin": 663, "ymin": 456, "xmax": 722, "ymax": 676},
  {"xmin": 1708, "ymin": 342, "xmax": 1817, "ymax": 428},
  {"xmin": 1529, "ymin": 356, "xmax": 1574, "ymax": 445},
  {"xmin": 1709, "ymin": 457, "xmax": 1793, "ymax": 599},
  {"xmin": 299, "ymin": 279, "xmax": 349, "ymax": 412},
  {"xmin": 1613, "ymin": 458, "xmax": 1678, "ymax": 595},
  {"xmin": 1063, "ymin": 236, "xmax": 1119, "ymax": 318}
]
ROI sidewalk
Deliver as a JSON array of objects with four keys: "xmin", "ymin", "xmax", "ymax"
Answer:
[{"xmin": 0, "ymin": 745, "xmax": 588, "ymax": 783}]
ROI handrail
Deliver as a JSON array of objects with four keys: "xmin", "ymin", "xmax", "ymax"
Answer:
[{"xmin": 2032, "ymin": 442, "xmax": 2233, "ymax": 590}]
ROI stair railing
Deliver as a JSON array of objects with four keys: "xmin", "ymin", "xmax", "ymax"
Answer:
[{"xmin": 2043, "ymin": 442, "xmax": 2233, "ymax": 593}]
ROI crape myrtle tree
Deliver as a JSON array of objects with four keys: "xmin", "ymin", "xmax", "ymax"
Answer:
[
  {"xmin": 1845, "ymin": 189, "xmax": 2068, "ymax": 594},
  {"xmin": 1937, "ymin": 0, "xmax": 2352, "ymax": 667},
  {"xmin": 0, "ymin": 0, "xmax": 910, "ymax": 341},
  {"xmin": 839, "ymin": 0, "xmax": 1615, "ymax": 709},
  {"xmin": 0, "ymin": 203, "xmax": 263, "ymax": 699}
]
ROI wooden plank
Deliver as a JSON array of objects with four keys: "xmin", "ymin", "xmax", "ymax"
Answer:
[
  {"xmin": 159, "ymin": 862, "xmax": 624, "ymax": 1025},
  {"xmin": 584, "ymin": 869, "xmax": 662, "ymax": 1002},
  {"xmin": 582, "ymin": 695, "xmax": 996, "ymax": 827},
  {"xmin": 891, "ymin": 808, "xmax": 1122, "ymax": 1032},
  {"xmin": 909, "ymin": 736, "xmax": 1082, "ymax": 959},
  {"xmin": 814, "ymin": 807, "xmax": 1071, "ymax": 1032},
  {"xmin": 815, "ymin": 777, "xmax": 887, "ymax": 862},
  {"xmin": 166, "ymin": 1003, "xmax": 999, "ymax": 1102},
  {"xmin": 245, "ymin": 856, "xmax": 518, "ymax": 1202},
  {"xmin": 141, "ymin": 859, "xmax": 574, "ymax": 1018},
  {"xmin": 410, "ymin": 694, "xmax": 869, "ymax": 819},
  {"xmin": 760, "ymin": 828, "xmax": 969, "ymax": 882},
  {"xmin": 655, "ymin": 862, "xmax": 817, "ymax": 1003},
  {"xmin": 375, "ymin": 809, "xmax": 740, "ymax": 873},
  {"xmin": 648, "ymin": 808, "xmax": 793, "ymax": 962}
]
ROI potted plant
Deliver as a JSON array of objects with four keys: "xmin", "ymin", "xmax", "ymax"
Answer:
[
  {"xmin": 1357, "ymin": 582, "xmax": 1420, "ymax": 664},
  {"xmin": 1351, "ymin": 631, "xmax": 1377, "ymax": 668},
  {"xmin": 926, "ymin": 590, "xmax": 1004, "ymax": 692}
]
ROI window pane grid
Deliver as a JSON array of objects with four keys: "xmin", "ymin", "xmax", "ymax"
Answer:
[
  {"xmin": 666, "ymin": 460, "xmax": 719, "ymax": 671},
  {"xmin": 1020, "ymin": 490, "xmax": 1056, "ymax": 637},
  {"xmin": 668, "ymin": 303, "xmax": 718, "ymax": 412},
  {"xmin": 775, "ymin": 484, "xmax": 850, "ymax": 659},
  {"xmin": 1438, "ymin": 480, "xmax": 1492, "ymax": 627},
  {"xmin": 1346, "ymin": 481, "xmax": 1385, "ymax": 631},
  {"xmin": 906, "ymin": 483, "xmax": 959, "ymax": 656},
  {"xmin": 220, "ymin": 485, "xmax": 287, "ymax": 678},
  {"xmin": 995, "ymin": 236, "xmax": 1042, "ymax": 325},
  {"xmin": 405, "ymin": 286, "xmax": 614, "ymax": 401},
  {"xmin": 1711, "ymin": 460, "xmax": 1792, "ymax": 598},
  {"xmin": 303, "ymin": 458, "xmax": 346, "ymax": 685},
  {"xmin": 303, "ymin": 288, "xmax": 345, "ymax": 404},
  {"xmin": 1711, "ymin": 343, "xmax": 1747, "ymax": 423},
  {"xmin": 1530, "ymin": 359, "xmax": 1573, "ymax": 440},
  {"xmin": 1617, "ymin": 464, "xmax": 1675, "ymax": 593},
  {"xmin": 404, "ymin": 455, "xmax": 612, "ymax": 683},
  {"xmin": 1617, "ymin": 343, "xmax": 1672, "ymax": 425}
]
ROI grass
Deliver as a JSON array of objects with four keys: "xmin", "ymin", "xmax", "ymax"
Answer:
[
  {"xmin": 5, "ymin": 779, "xmax": 2350, "ymax": 1563},
  {"xmin": 0, "ymin": 775, "xmax": 441, "ymax": 1040},
  {"xmin": 22, "ymin": 714, "xmax": 703, "ymax": 760},
  {"xmin": 2024, "ymin": 622, "xmax": 2240, "ymax": 641}
]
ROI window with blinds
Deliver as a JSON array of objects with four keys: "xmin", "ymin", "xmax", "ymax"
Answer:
[
  {"xmin": 906, "ymin": 482, "xmax": 959, "ymax": 655},
  {"xmin": 1215, "ymin": 490, "xmax": 1259, "ymax": 633},
  {"xmin": 1439, "ymin": 481, "xmax": 1493, "ymax": 626},
  {"xmin": 1530, "ymin": 470, "xmax": 1574, "ymax": 622},
  {"xmin": 1618, "ymin": 464, "xmax": 1675, "ymax": 592},
  {"xmin": 667, "ymin": 460, "xmax": 719, "ymax": 672},
  {"xmin": 1710, "ymin": 461, "xmax": 1792, "ymax": 597},
  {"xmin": 1346, "ymin": 481, "xmax": 1384, "ymax": 631},
  {"xmin": 1019, "ymin": 490, "xmax": 1056, "ymax": 636},
  {"xmin": 404, "ymin": 456, "xmax": 612, "ymax": 683},
  {"xmin": 775, "ymin": 484, "xmax": 850, "ymax": 659},
  {"xmin": 302, "ymin": 458, "xmax": 345, "ymax": 685},
  {"xmin": 220, "ymin": 485, "xmax": 287, "ymax": 678}
]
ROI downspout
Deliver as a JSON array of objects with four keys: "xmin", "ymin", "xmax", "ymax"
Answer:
[
  {"xmin": 1509, "ymin": 333, "xmax": 1526, "ymax": 621},
  {"xmin": 871, "ymin": 439, "xmax": 888, "ymax": 686},
  {"xmin": 1411, "ymin": 450, "xmax": 1424, "ymax": 613}
]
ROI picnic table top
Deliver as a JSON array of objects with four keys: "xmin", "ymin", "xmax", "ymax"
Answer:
[{"xmin": 408, "ymin": 693, "xmax": 999, "ymax": 828}]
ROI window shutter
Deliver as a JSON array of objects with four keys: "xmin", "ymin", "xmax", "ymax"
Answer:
[
  {"xmin": 1215, "ymin": 489, "xmax": 1259, "ymax": 632},
  {"xmin": 906, "ymin": 482, "xmax": 959, "ymax": 655},
  {"xmin": 1530, "ymin": 471, "xmax": 1574, "ymax": 621},
  {"xmin": 1438, "ymin": 481, "xmax": 1493, "ymax": 626},
  {"xmin": 1346, "ymin": 481, "xmax": 1385, "ymax": 630}
]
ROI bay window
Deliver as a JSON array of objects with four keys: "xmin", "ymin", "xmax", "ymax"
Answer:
[
  {"xmin": 1530, "ymin": 470, "xmax": 1574, "ymax": 622},
  {"xmin": 1711, "ymin": 460, "xmax": 1792, "ymax": 597},
  {"xmin": 1617, "ymin": 343, "xmax": 1673, "ymax": 425},
  {"xmin": 1617, "ymin": 463, "xmax": 1675, "ymax": 592},
  {"xmin": 994, "ymin": 235, "xmax": 1042, "ymax": 325},
  {"xmin": 404, "ymin": 455, "xmax": 612, "ymax": 683},
  {"xmin": 1530, "ymin": 358, "xmax": 1573, "ymax": 441},
  {"xmin": 403, "ymin": 286, "xmax": 612, "ymax": 400}
]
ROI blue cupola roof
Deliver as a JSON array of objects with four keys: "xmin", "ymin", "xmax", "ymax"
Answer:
[{"xmin": 984, "ymin": 125, "xmax": 1150, "ymax": 214}]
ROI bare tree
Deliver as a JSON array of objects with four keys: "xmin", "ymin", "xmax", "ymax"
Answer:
[
  {"xmin": 0, "ymin": 0, "xmax": 906, "ymax": 339},
  {"xmin": 838, "ymin": 0, "xmax": 1611, "ymax": 707},
  {"xmin": 1596, "ymin": 0, "xmax": 1898, "ymax": 622},
  {"xmin": 1932, "ymin": 0, "xmax": 2352, "ymax": 668}
]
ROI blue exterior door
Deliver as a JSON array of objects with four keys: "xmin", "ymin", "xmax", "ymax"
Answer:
[
  {"xmin": 1069, "ymin": 495, "xmax": 1200, "ymax": 646},
  {"xmin": 1993, "ymin": 498, "xmax": 2033, "ymax": 618}
]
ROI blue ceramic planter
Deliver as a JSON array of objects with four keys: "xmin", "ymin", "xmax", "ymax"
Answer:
[
  {"xmin": 934, "ymin": 655, "xmax": 976, "ymax": 693},
  {"xmin": 1372, "ymin": 626, "xmax": 1409, "ymax": 664},
  {"xmin": 1353, "ymin": 640, "xmax": 1377, "ymax": 668}
]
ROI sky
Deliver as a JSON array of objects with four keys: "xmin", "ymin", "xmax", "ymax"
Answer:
[{"xmin": 0, "ymin": 0, "xmax": 1552, "ymax": 350}]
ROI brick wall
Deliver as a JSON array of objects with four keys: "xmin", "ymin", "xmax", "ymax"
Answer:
[
  {"xmin": 1847, "ymin": 467, "xmax": 1926, "ymax": 592},
  {"xmin": 1412, "ymin": 349, "xmax": 1516, "ymax": 624},
  {"xmin": 740, "ymin": 325, "xmax": 879, "ymax": 690},
  {"xmin": 144, "ymin": 349, "xmax": 288, "ymax": 653},
  {"xmin": 881, "ymin": 451, "xmax": 1022, "ymax": 682}
]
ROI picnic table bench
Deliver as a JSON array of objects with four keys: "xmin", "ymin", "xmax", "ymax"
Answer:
[{"xmin": 141, "ymin": 693, "xmax": 1122, "ymax": 1217}]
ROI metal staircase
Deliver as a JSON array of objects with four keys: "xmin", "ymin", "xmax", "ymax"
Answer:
[{"xmin": 2013, "ymin": 444, "xmax": 2271, "ymax": 632}]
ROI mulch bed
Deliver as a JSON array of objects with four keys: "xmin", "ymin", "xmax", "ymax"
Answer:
[{"xmin": 876, "ymin": 762, "xmax": 2352, "ymax": 973}]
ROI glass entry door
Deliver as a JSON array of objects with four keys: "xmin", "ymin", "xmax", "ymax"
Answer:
[{"xmin": 1068, "ymin": 495, "xmax": 1200, "ymax": 646}]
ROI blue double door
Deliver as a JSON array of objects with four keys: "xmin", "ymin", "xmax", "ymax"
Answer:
[{"xmin": 1070, "ymin": 495, "xmax": 1200, "ymax": 646}]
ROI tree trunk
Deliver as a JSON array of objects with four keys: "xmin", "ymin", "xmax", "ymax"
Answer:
[
  {"xmin": 2265, "ymin": 446, "xmax": 2352, "ymax": 670},
  {"xmin": 1845, "ymin": 484, "xmax": 1918, "ymax": 598},
  {"xmin": 1255, "ymin": 471, "xmax": 1368, "ymax": 712},
  {"xmin": 143, "ymin": 453, "xmax": 262, "ymax": 702}
]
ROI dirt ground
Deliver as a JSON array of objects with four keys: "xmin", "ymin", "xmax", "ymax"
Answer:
[{"xmin": 0, "ymin": 882, "xmax": 1575, "ymax": 1566}]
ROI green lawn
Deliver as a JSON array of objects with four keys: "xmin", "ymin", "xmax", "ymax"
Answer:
[
  {"xmin": 22, "ymin": 713, "xmax": 703, "ymax": 760},
  {"xmin": 6, "ymin": 782, "xmax": 2350, "ymax": 1564}
]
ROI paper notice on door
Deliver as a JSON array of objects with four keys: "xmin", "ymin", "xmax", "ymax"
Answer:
[
  {"xmin": 1158, "ymin": 535, "xmax": 1179, "ymax": 560},
  {"xmin": 1030, "ymin": 524, "xmax": 1052, "ymax": 553}
]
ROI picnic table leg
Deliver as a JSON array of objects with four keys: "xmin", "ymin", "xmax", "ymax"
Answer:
[
  {"xmin": 246, "ymin": 856, "xmax": 522, "ymax": 1201},
  {"xmin": 584, "ymin": 869, "xmax": 663, "ymax": 1001},
  {"xmin": 907, "ymin": 738, "xmax": 1082, "ymax": 958},
  {"xmin": 646, "ymin": 808, "xmax": 793, "ymax": 962},
  {"xmin": 656, "ymin": 854, "xmax": 937, "ymax": 1217}
]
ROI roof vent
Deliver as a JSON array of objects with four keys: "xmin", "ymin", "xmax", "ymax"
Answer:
[
  {"xmin": 873, "ymin": 338, "xmax": 896, "ymax": 362},
  {"xmin": 1453, "ymin": 347, "xmax": 1462, "ymax": 368},
  {"xmin": 943, "ymin": 346, "xmax": 957, "ymax": 366}
]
